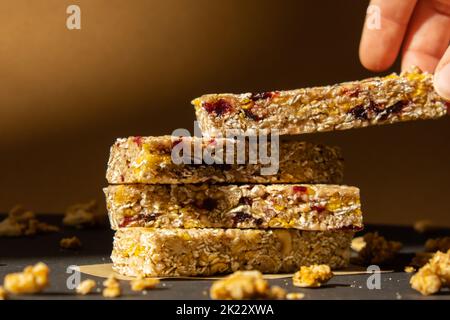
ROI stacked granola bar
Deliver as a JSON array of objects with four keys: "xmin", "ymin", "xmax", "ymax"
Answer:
[{"xmin": 106, "ymin": 67, "xmax": 446, "ymax": 277}]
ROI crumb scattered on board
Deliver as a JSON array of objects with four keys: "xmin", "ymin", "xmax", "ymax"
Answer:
[
  {"xmin": 3, "ymin": 262, "xmax": 50, "ymax": 294},
  {"xmin": 130, "ymin": 277, "xmax": 160, "ymax": 291},
  {"xmin": 63, "ymin": 200, "xmax": 99, "ymax": 228},
  {"xmin": 60, "ymin": 236, "xmax": 82, "ymax": 250},
  {"xmin": 410, "ymin": 249, "xmax": 450, "ymax": 295},
  {"xmin": 0, "ymin": 205, "xmax": 59, "ymax": 237},
  {"xmin": 76, "ymin": 279, "xmax": 96, "ymax": 295},
  {"xmin": 286, "ymin": 292, "xmax": 305, "ymax": 300},
  {"xmin": 102, "ymin": 274, "xmax": 121, "ymax": 298},
  {"xmin": 352, "ymin": 232, "xmax": 402, "ymax": 265},
  {"xmin": 404, "ymin": 266, "xmax": 416, "ymax": 273},
  {"xmin": 292, "ymin": 265, "xmax": 333, "ymax": 288},
  {"xmin": 0, "ymin": 286, "xmax": 6, "ymax": 300},
  {"xmin": 210, "ymin": 271, "xmax": 286, "ymax": 300}
]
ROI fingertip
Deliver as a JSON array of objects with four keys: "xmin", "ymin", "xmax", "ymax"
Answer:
[
  {"xmin": 434, "ymin": 63, "xmax": 450, "ymax": 101},
  {"xmin": 359, "ymin": 44, "xmax": 394, "ymax": 72}
]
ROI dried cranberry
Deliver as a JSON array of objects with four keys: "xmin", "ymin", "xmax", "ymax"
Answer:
[
  {"xmin": 243, "ymin": 109, "xmax": 262, "ymax": 121},
  {"xmin": 250, "ymin": 91, "xmax": 278, "ymax": 101},
  {"xmin": 119, "ymin": 216, "xmax": 137, "ymax": 228},
  {"xmin": 292, "ymin": 186, "xmax": 308, "ymax": 194},
  {"xmin": 342, "ymin": 87, "xmax": 360, "ymax": 98},
  {"xmin": 120, "ymin": 175, "xmax": 125, "ymax": 182},
  {"xmin": 311, "ymin": 205, "xmax": 326, "ymax": 213},
  {"xmin": 238, "ymin": 197, "xmax": 253, "ymax": 206},
  {"xmin": 348, "ymin": 105, "xmax": 369, "ymax": 120},
  {"xmin": 132, "ymin": 136, "xmax": 143, "ymax": 147},
  {"xmin": 171, "ymin": 138, "xmax": 183, "ymax": 148},
  {"xmin": 203, "ymin": 99, "xmax": 232, "ymax": 116},
  {"xmin": 446, "ymin": 101, "xmax": 450, "ymax": 114}
]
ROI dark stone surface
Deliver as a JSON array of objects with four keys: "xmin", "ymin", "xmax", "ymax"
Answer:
[{"xmin": 0, "ymin": 215, "xmax": 449, "ymax": 300}]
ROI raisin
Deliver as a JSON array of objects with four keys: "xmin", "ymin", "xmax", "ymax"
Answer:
[
  {"xmin": 250, "ymin": 91, "xmax": 278, "ymax": 101},
  {"xmin": 311, "ymin": 205, "xmax": 326, "ymax": 213},
  {"xmin": 348, "ymin": 105, "xmax": 369, "ymax": 120},
  {"xmin": 378, "ymin": 101, "xmax": 405, "ymax": 121},
  {"xmin": 292, "ymin": 186, "xmax": 308, "ymax": 194},
  {"xmin": 238, "ymin": 197, "xmax": 253, "ymax": 206},
  {"xmin": 232, "ymin": 212, "xmax": 253, "ymax": 224},
  {"xmin": 203, "ymin": 99, "xmax": 232, "ymax": 116},
  {"xmin": 132, "ymin": 136, "xmax": 143, "ymax": 147},
  {"xmin": 254, "ymin": 218, "xmax": 264, "ymax": 226},
  {"xmin": 140, "ymin": 213, "xmax": 157, "ymax": 223},
  {"xmin": 196, "ymin": 198, "xmax": 217, "ymax": 211},
  {"xmin": 243, "ymin": 109, "xmax": 262, "ymax": 121}
]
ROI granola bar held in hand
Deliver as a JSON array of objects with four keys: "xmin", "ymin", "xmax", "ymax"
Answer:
[
  {"xmin": 106, "ymin": 136, "xmax": 344, "ymax": 184},
  {"xmin": 193, "ymin": 67, "xmax": 447, "ymax": 137},
  {"xmin": 105, "ymin": 184, "xmax": 362, "ymax": 230},
  {"xmin": 111, "ymin": 228, "xmax": 353, "ymax": 277}
]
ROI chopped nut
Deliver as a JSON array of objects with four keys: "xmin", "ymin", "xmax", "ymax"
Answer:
[
  {"xmin": 425, "ymin": 237, "xmax": 450, "ymax": 252},
  {"xmin": 0, "ymin": 286, "xmax": 7, "ymax": 300},
  {"xmin": 292, "ymin": 265, "xmax": 333, "ymax": 288},
  {"xmin": 63, "ymin": 200, "xmax": 98, "ymax": 228},
  {"xmin": 410, "ymin": 250, "xmax": 450, "ymax": 295},
  {"xmin": 351, "ymin": 236, "xmax": 366, "ymax": 252},
  {"xmin": 404, "ymin": 266, "xmax": 416, "ymax": 273},
  {"xmin": 60, "ymin": 236, "xmax": 82, "ymax": 250},
  {"xmin": 355, "ymin": 232, "xmax": 402, "ymax": 265},
  {"xmin": 130, "ymin": 277, "xmax": 160, "ymax": 291},
  {"xmin": 286, "ymin": 292, "xmax": 305, "ymax": 300},
  {"xmin": 76, "ymin": 279, "xmax": 96, "ymax": 295},
  {"xmin": 0, "ymin": 205, "xmax": 59, "ymax": 237},
  {"xmin": 210, "ymin": 271, "xmax": 286, "ymax": 300},
  {"xmin": 413, "ymin": 220, "xmax": 434, "ymax": 234},
  {"xmin": 102, "ymin": 274, "xmax": 121, "ymax": 298},
  {"xmin": 3, "ymin": 262, "xmax": 50, "ymax": 294}
]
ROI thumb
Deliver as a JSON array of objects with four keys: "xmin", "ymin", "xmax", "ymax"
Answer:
[{"xmin": 434, "ymin": 45, "xmax": 450, "ymax": 101}]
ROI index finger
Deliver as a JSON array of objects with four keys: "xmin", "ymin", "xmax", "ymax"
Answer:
[{"xmin": 359, "ymin": 0, "xmax": 417, "ymax": 71}]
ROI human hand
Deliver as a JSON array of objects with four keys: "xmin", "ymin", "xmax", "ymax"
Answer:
[{"xmin": 359, "ymin": 0, "xmax": 450, "ymax": 100}]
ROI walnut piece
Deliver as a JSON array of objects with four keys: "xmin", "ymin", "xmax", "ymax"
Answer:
[
  {"xmin": 63, "ymin": 200, "xmax": 98, "ymax": 228},
  {"xmin": 286, "ymin": 292, "xmax": 305, "ymax": 300},
  {"xmin": 410, "ymin": 250, "xmax": 450, "ymax": 295},
  {"xmin": 292, "ymin": 264, "xmax": 333, "ymax": 288},
  {"xmin": 102, "ymin": 274, "xmax": 121, "ymax": 298},
  {"xmin": 0, "ymin": 205, "xmax": 59, "ymax": 237},
  {"xmin": 3, "ymin": 262, "xmax": 49, "ymax": 294},
  {"xmin": 76, "ymin": 279, "xmax": 96, "ymax": 295},
  {"xmin": 355, "ymin": 232, "xmax": 402, "ymax": 265},
  {"xmin": 130, "ymin": 277, "xmax": 160, "ymax": 291},
  {"xmin": 210, "ymin": 271, "xmax": 286, "ymax": 300},
  {"xmin": 425, "ymin": 237, "xmax": 450, "ymax": 252},
  {"xmin": 60, "ymin": 236, "xmax": 82, "ymax": 250}
]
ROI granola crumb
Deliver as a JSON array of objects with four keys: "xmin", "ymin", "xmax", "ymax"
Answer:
[
  {"xmin": 3, "ymin": 262, "xmax": 50, "ymax": 294},
  {"xmin": 0, "ymin": 286, "xmax": 7, "ymax": 300},
  {"xmin": 210, "ymin": 271, "xmax": 286, "ymax": 300},
  {"xmin": 63, "ymin": 200, "xmax": 98, "ymax": 228},
  {"xmin": 130, "ymin": 277, "xmax": 160, "ymax": 291},
  {"xmin": 413, "ymin": 220, "xmax": 434, "ymax": 234},
  {"xmin": 102, "ymin": 274, "xmax": 121, "ymax": 298},
  {"xmin": 76, "ymin": 279, "xmax": 96, "ymax": 295},
  {"xmin": 292, "ymin": 265, "xmax": 333, "ymax": 288},
  {"xmin": 351, "ymin": 236, "xmax": 366, "ymax": 252},
  {"xmin": 0, "ymin": 205, "xmax": 59, "ymax": 237},
  {"xmin": 425, "ymin": 237, "xmax": 450, "ymax": 252},
  {"xmin": 286, "ymin": 292, "xmax": 305, "ymax": 300},
  {"xmin": 404, "ymin": 266, "xmax": 416, "ymax": 273},
  {"xmin": 355, "ymin": 232, "xmax": 402, "ymax": 265},
  {"xmin": 60, "ymin": 236, "xmax": 82, "ymax": 250},
  {"xmin": 410, "ymin": 250, "xmax": 450, "ymax": 295}
]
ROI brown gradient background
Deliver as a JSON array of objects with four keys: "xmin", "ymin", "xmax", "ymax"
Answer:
[{"xmin": 0, "ymin": 0, "xmax": 449, "ymax": 225}]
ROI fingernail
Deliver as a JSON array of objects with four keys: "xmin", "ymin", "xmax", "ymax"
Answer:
[{"xmin": 434, "ymin": 64, "xmax": 450, "ymax": 100}]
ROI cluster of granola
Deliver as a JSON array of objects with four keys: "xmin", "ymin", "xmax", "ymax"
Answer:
[
  {"xmin": 60, "ymin": 236, "xmax": 82, "ymax": 249},
  {"xmin": 292, "ymin": 265, "xmax": 333, "ymax": 288},
  {"xmin": 0, "ymin": 205, "xmax": 59, "ymax": 237},
  {"xmin": 410, "ymin": 250, "xmax": 450, "ymax": 295},
  {"xmin": 102, "ymin": 274, "xmax": 121, "ymax": 298},
  {"xmin": 3, "ymin": 262, "xmax": 50, "ymax": 294},
  {"xmin": 210, "ymin": 271, "xmax": 286, "ymax": 300},
  {"xmin": 63, "ymin": 200, "xmax": 98, "ymax": 228},
  {"xmin": 352, "ymin": 232, "xmax": 402, "ymax": 265},
  {"xmin": 425, "ymin": 237, "xmax": 450, "ymax": 252},
  {"xmin": 76, "ymin": 279, "xmax": 96, "ymax": 295}
]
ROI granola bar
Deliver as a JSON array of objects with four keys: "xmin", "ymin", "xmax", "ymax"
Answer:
[
  {"xmin": 192, "ymin": 67, "xmax": 448, "ymax": 136},
  {"xmin": 104, "ymin": 184, "xmax": 362, "ymax": 231},
  {"xmin": 106, "ymin": 136, "xmax": 344, "ymax": 184},
  {"xmin": 111, "ymin": 228, "xmax": 353, "ymax": 277}
]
